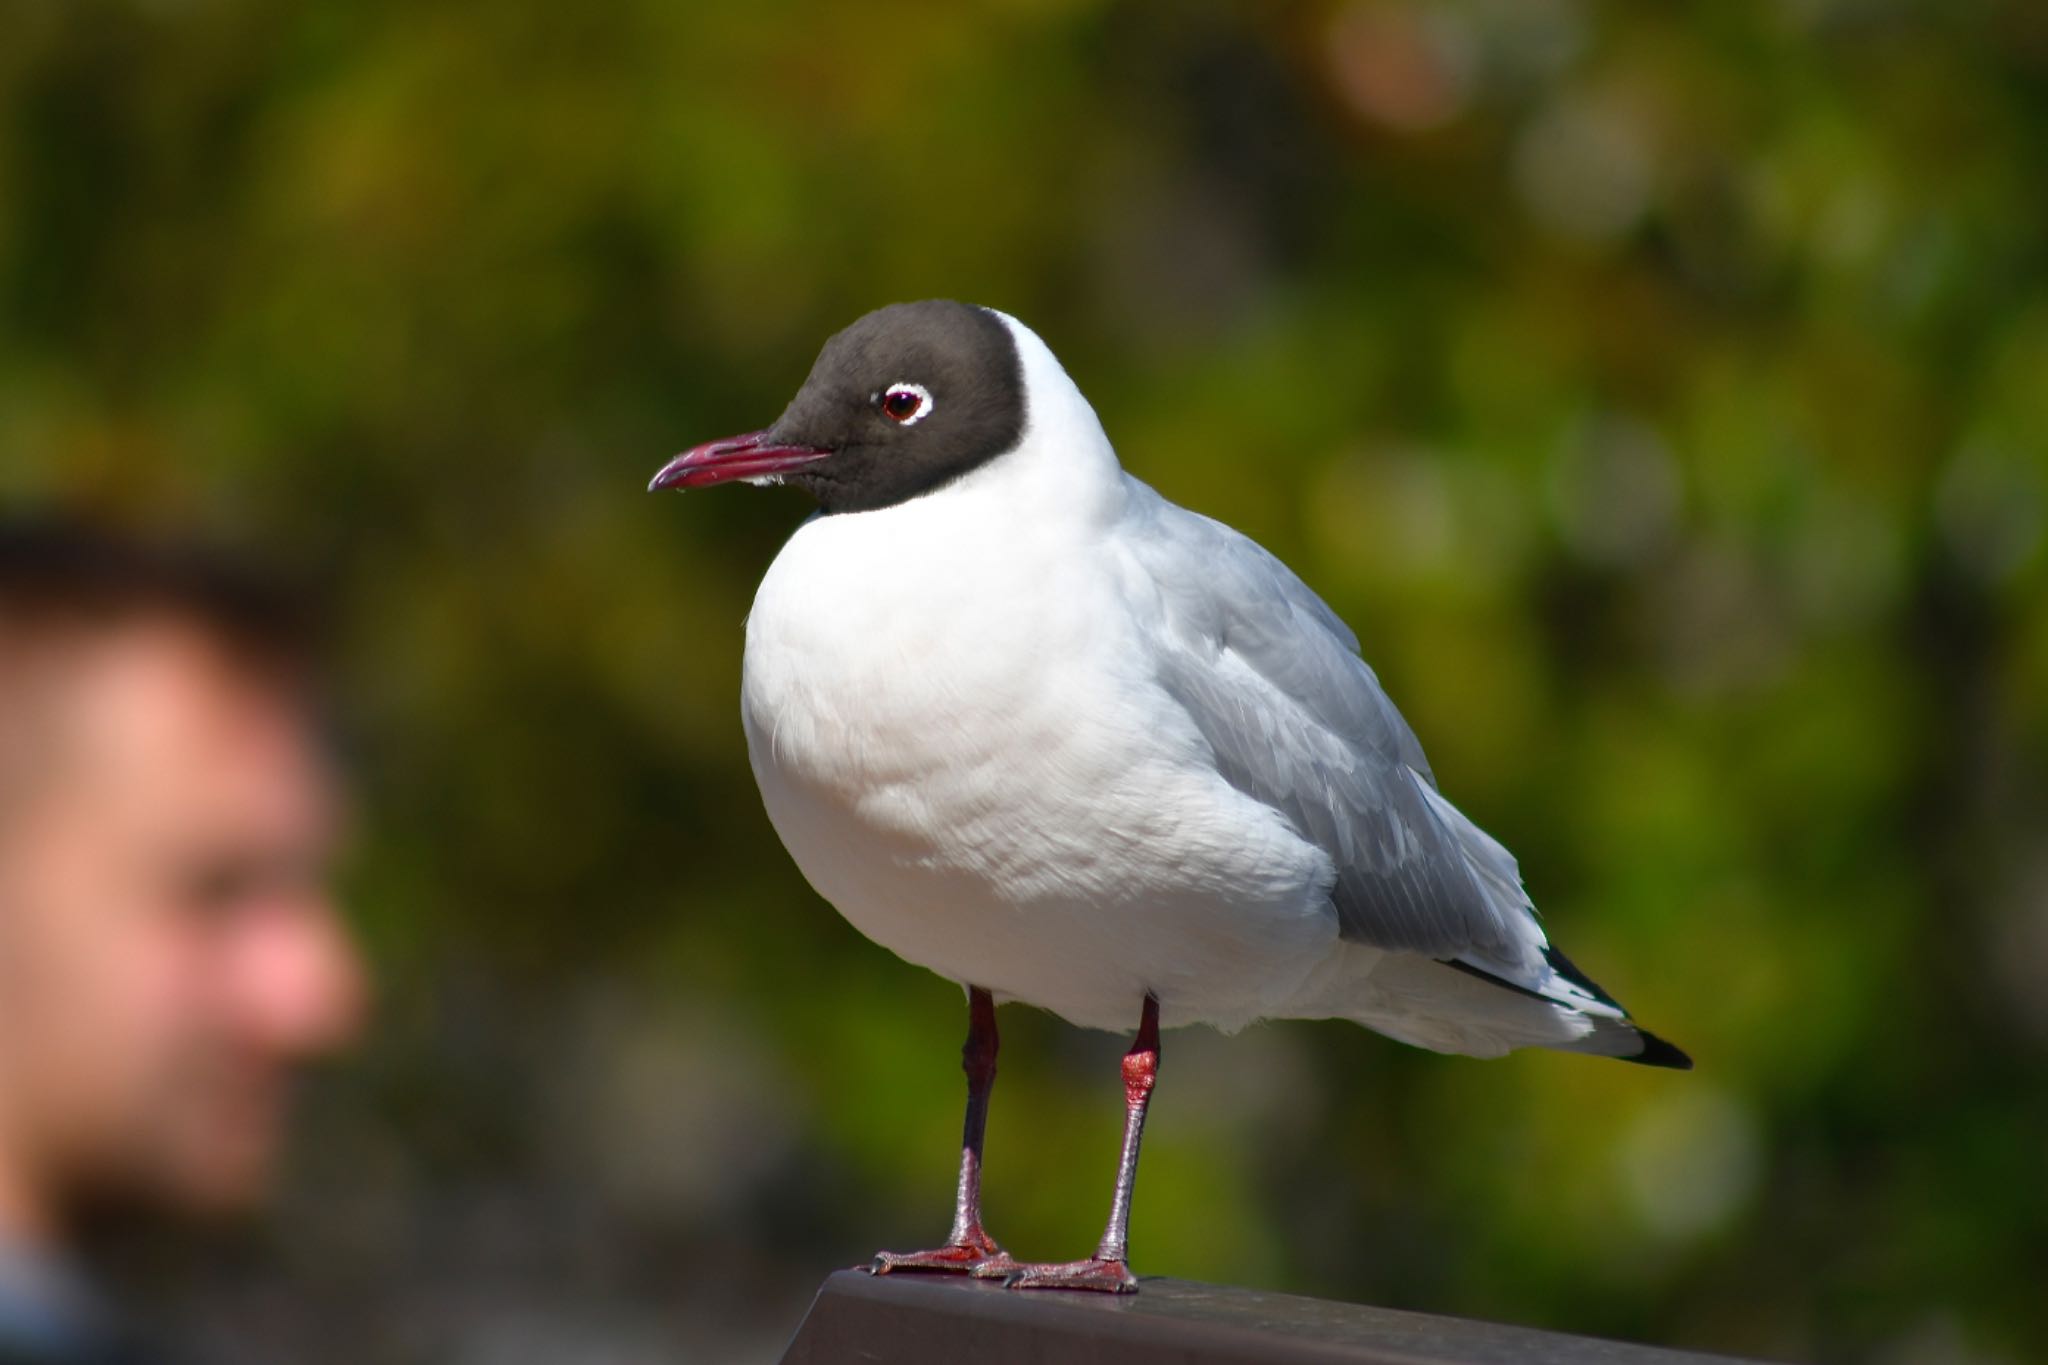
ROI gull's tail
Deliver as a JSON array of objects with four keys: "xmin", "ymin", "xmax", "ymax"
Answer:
[
  {"xmin": 1340, "ymin": 945, "xmax": 1693, "ymax": 1069},
  {"xmin": 1327, "ymin": 781, "xmax": 1693, "ymax": 1068},
  {"xmin": 1442, "ymin": 949, "xmax": 1694, "ymax": 1069}
]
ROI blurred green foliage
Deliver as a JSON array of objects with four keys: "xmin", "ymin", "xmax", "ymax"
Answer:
[{"xmin": 5, "ymin": 0, "xmax": 2048, "ymax": 1360}]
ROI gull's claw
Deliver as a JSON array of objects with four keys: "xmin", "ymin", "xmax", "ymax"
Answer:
[
  {"xmin": 994, "ymin": 1257, "xmax": 1139, "ymax": 1294},
  {"xmin": 868, "ymin": 1229, "xmax": 1013, "ymax": 1276}
]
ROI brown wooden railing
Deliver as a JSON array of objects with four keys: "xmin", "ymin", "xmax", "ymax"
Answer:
[{"xmin": 780, "ymin": 1269, "xmax": 1766, "ymax": 1364}]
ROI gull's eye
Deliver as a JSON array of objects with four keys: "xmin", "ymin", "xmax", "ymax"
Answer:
[{"xmin": 878, "ymin": 382, "xmax": 934, "ymax": 425}]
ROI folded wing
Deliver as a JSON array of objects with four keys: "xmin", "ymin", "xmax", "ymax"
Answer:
[{"xmin": 1118, "ymin": 480, "xmax": 1546, "ymax": 979}]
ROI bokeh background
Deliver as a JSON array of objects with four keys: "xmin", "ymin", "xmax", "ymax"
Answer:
[{"xmin": 5, "ymin": 0, "xmax": 2048, "ymax": 1360}]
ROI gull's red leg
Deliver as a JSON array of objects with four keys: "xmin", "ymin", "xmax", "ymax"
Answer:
[
  {"xmin": 870, "ymin": 987, "xmax": 1016, "ymax": 1275},
  {"xmin": 988, "ymin": 994, "xmax": 1160, "ymax": 1293}
]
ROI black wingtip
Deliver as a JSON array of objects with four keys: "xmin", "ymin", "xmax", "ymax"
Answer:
[
  {"xmin": 1621, "ymin": 1029, "xmax": 1694, "ymax": 1070},
  {"xmin": 1540, "ymin": 944, "xmax": 1623, "ymax": 1011}
]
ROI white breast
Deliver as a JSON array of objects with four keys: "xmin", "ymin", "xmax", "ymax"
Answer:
[{"xmin": 738, "ymin": 406, "xmax": 1340, "ymax": 1032}]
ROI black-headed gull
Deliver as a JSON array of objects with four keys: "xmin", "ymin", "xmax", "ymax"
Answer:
[{"xmin": 650, "ymin": 300, "xmax": 1689, "ymax": 1294}]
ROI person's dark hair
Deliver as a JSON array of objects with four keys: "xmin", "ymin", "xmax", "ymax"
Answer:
[{"xmin": 0, "ymin": 513, "xmax": 320, "ymax": 678}]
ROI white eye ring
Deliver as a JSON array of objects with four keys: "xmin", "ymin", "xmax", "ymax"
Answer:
[{"xmin": 879, "ymin": 382, "xmax": 934, "ymax": 425}]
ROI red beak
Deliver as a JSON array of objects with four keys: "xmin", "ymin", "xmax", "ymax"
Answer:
[{"xmin": 647, "ymin": 430, "xmax": 834, "ymax": 492}]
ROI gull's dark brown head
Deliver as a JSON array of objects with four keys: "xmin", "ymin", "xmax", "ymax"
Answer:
[{"xmin": 650, "ymin": 300, "xmax": 1028, "ymax": 515}]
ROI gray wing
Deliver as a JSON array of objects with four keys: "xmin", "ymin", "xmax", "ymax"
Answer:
[{"xmin": 1118, "ymin": 480, "xmax": 1539, "ymax": 966}]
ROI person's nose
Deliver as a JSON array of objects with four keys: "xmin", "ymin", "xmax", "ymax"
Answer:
[{"xmin": 227, "ymin": 894, "xmax": 368, "ymax": 1056}]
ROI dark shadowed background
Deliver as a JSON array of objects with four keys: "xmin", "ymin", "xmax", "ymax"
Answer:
[{"xmin": 4, "ymin": 1, "xmax": 2047, "ymax": 1361}]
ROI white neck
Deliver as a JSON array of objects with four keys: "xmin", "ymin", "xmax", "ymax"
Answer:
[{"xmin": 934, "ymin": 311, "xmax": 1125, "ymax": 526}]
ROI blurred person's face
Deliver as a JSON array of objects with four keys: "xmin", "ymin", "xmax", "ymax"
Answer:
[{"xmin": 0, "ymin": 621, "xmax": 364, "ymax": 1240}]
